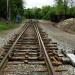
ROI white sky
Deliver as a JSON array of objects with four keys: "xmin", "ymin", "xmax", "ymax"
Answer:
[{"xmin": 23, "ymin": 0, "xmax": 55, "ymax": 8}]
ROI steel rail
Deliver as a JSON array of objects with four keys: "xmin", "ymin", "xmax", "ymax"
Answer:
[
  {"xmin": 33, "ymin": 21, "xmax": 56, "ymax": 75},
  {"xmin": 0, "ymin": 22, "xmax": 29, "ymax": 71}
]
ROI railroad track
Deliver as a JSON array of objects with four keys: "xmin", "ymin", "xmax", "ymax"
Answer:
[{"xmin": 0, "ymin": 20, "xmax": 65, "ymax": 75}]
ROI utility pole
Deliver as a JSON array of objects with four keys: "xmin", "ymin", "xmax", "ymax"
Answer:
[
  {"xmin": 7, "ymin": 0, "xmax": 11, "ymax": 22},
  {"xmin": 7, "ymin": 0, "xmax": 9, "ymax": 21}
]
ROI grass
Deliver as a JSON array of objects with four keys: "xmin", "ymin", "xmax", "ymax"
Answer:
[
  {"xmin": 72, "ymin": 29, "xmax": 75, "ymax": 32},
  {"xmin": 0, "ymin": 22, "xmax": 19, "ymax": 31}
]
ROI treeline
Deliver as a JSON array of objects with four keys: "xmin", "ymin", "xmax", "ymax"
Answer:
[
  {"xmin": 0, "ymin": 0, "xmax": 75, "ymax": 22},
  {"xmin": 0, "ymin": 0, "xmax": 24, "ymax": 20},
  {"xmin": 24, "ymin": 0, "xmax": 75, "ymax": 22}
]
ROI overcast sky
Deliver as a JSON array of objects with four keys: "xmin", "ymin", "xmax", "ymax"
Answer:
[
  {"xmin": 23, "ymin": 0, "xmax": 55, "ymax": 8},
  {"xmin": 23, "ymin": 0, "xmax": 75, "ymax": 8}
]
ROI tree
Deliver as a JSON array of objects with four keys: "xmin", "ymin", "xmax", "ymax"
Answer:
[
  {"xmin": 0, "ymin": 0, "xmax": 7, "ymax": 19},
  {"xmin": 33, "ymin": 8, "xmax": 41, "ymax": 19},
  {"xmin": 55, "ymin": 0, "xmax": 64, "ymax": 15},
  {"xmin": 63, "ymin": 0, "xmax": 68, "ymax": 16},
  {"xmin": 10, "ymin": 0, "xmax": 24, "ymax": 20},
  {"xmin": 0, "ymin": 0, "xmax": 24, "ymax": 20},
  {"xmin": 24, "ymin": 0, "xmax": 75, "ymax": 22},
  {"xmin": 24, "ymin": 9, "xmax": 34, "ymax": 19},
  {"xmin": 40, "ymin": 6, "xmax": 51, "ymax": 19}
]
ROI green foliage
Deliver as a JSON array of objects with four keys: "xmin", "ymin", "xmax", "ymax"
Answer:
[
  {"xmin": 24, "ymin": 6, "xmax": 55, "ymax": 20},
  {"xmin": 10, "ymin": 0, "xmax": 24, "ymax": 19},
  {"xmin": 0, "ymin": 0, "xmax": 24, "ymax": 20},
  {"xmin": 0, "ymin": 0, "xmax": 7, "ymax": 18},
  {"xmin": 24, "ymin": 6, "xmax": 58, "ymax": 21},
  {"xmin": 0, "ymin": 22, "xmax": 18, "ymax": 30},
  {"xmin": 0, "ymin": 0, "xmax": 75, "ymax": 22},
  {"xmin": 24, "ymin": 0, "xmax": 75, "ymax": 22},
  {"xmin": 70, "ymin": 7, "xmax": 75, "ymax": 16},
  {"xmin": 33, "ymin": 8, "xmax": 41, "ymax": 19},
  {"xmin": 24, "ymin": 9, "xmax": 34, "ymax": 18},
  {"xmin": 41, "ymin": 6, "xmax": 51, "ymax": 19},
  {"xmin": 55, "ymin": 0, "xmax": 64, "ymax": 15}
]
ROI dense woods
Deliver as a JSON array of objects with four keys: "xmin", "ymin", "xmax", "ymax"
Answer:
[
  {"xmin": 0, "ymin": 0, "xmax": 24, "ymax": 20},
  {"xmin": 0, "ymin": 0, "xmax": 7, "ymax": 19},
  {"xmin": 0, "ymin": 0, "xmax": 75, "ymax": 22},
  {"xmin": 24, "ymin": 0, "xmax": 75, "ymax": 22}
]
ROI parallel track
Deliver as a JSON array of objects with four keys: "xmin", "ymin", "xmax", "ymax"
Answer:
[{"xmin": 0, "ymin": 20, "xmax": 63, "ymax": 75}]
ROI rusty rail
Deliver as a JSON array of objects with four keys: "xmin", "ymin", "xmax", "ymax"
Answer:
[
  {"xmin": 0, "ymin": 20, "xmax": 56, "ymax": 75},
  {"xmin": 0, "ymin": 22, "xmax": 29, "ymax": 71},
  {"xmin": 33, "ymin": 20, "xmax": 56, "ymax": 75}
]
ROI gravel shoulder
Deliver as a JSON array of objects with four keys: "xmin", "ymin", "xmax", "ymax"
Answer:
[
  {"xmin": 0, "ymin": 22, "xmax": 25, "ymax": 56},
  {"xmin": 39, "ymin": 20, "xmax": 75, "ymax": 53},
  {"xmin": 39, "ymin": 20, "xmax": 75, "ymax": 75}
]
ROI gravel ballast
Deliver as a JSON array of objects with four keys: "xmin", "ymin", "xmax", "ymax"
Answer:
[
  {"xmin": 39, "ymin": 20, "xmax": 75, "ymax": 75},
  {"xmin": 0, "ymin": 22, "xmax": 24, "ymax": 56}
]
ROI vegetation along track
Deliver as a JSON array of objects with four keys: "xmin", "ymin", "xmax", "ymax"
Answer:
[{"xmin": 0, "ymin": 20, "xmax": 65, "ymax": 75}]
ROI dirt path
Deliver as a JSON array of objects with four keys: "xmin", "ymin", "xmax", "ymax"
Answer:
[{"xmin": 39, "ymin": 20, "xmax": 75, "ymax": 53}]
